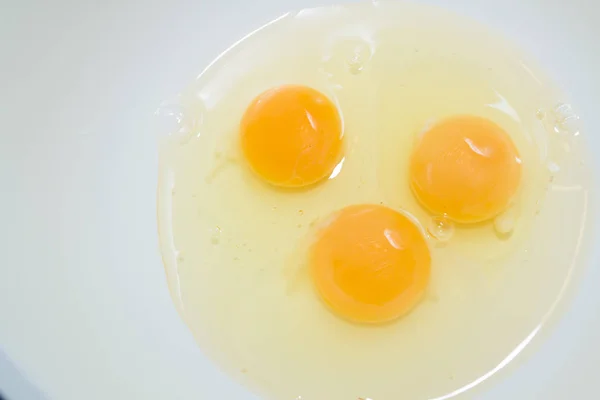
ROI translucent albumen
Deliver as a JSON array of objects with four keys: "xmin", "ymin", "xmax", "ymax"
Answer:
[{"xmin": 157, "ymin": 2, "xmax": 595, "ymax": 399}]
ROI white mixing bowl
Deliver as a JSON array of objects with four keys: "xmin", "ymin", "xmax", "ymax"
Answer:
[{"xmin": 1, "ymin": 0, "xmax": 599, "ymax": 399}]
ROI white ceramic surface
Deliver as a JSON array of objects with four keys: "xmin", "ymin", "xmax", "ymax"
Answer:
[{"xmin": 1, "ymin": 1, "xmax": 599, "ymax": 399}]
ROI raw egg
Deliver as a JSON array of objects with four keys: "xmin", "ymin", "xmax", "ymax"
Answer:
[{"xmin": 157, "ymin": 2, "xmax": 595, "ymax": 400}]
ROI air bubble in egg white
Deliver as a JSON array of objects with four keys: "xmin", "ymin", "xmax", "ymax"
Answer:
[
  {"xmin": 155, "ymin": 103, "xmax": 185, "ymax": 137},
  {"xmin": 347, "ymin": 40, "xmax": 372, "ymax": 74},
  {"xmin": 155, "ymin": 98, "xmax": 204, "ymax": 144},
  {"xmin": 494, "ymin": 207, "xmax": 518, "ymax": 237},
  {"xmin": 210, "ymin": 226, "xmax": 222, "ymax": 245},
  {"xmin": 547, "ymin": 161, "xmax": 561, "ymax": 174},
  {"xmin": 535, "ymin": 108, "xmax": 546, "ymax": 120},
  {"xmin": 427, "ymin": 215, "xmax": 455, "ymax": 243},
  {"xmin": 323, "ymin": 37, "xmax": 373, "ymax": 76},
  {"xmin": 549, "ymin": 103, "xmax": 580, "ymax": 136}
]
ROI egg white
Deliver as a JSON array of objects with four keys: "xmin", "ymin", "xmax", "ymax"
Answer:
[{"xmin": 157, "ymin": 2, "xmax": 595, "ymax": 399}]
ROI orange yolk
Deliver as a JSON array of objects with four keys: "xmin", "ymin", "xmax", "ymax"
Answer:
[
  {"xmin": 240, "ymin": 85, "xmax": 343, "ymax": 188},
  {"xmin": 310, "ymin": 204, "xmax": 431, "ymax": 324},
  {"xmin": 409, "ymin": 116, "xmax": 522, "ymax": 224}
]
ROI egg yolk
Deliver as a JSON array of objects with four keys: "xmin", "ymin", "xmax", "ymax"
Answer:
[
  {"xmin": 409, "ymin": 116, "xmax": 522, "ymax": 224},
  {"xmin": 310, "ymin": 204, "xmax": 431, "ymax": 324},
  {"xmin": 241, "ymin": 85, "xmax": 343, "ymax": 188}
]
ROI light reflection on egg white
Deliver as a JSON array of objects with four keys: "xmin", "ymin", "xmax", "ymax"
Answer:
[
  {"xmin": 519, "ymin": 61, "xmax": 544, "ymax": 87},
  {"xmin": 195, "ymin": 12, "xmax": 292, "ymax": 109},
  {"xmin": 158, "ymin": 168, "xmax": 186, "ymax": 314},
  {"xmin": 486, "ymin": 91, "xmax": 521, "ymax": 123}
]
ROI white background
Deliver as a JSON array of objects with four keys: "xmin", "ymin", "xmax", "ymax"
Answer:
[{"xmin": 1, "ymin": 0, "xmax": 599, "ymax": 399}]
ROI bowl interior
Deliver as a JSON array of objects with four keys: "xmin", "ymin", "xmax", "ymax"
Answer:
[{"xmin": 1, "ymin": 0, "xmax": 599, "ymax": 399}]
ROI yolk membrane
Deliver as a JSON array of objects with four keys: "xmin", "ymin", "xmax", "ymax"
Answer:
[
  {"xmin": 241, "ymin": 85, "xmax": 344, "ymax": 188},
  {"xmin": 310, "ymin": 204, "xmax": 431, "ymax": 324},
  {"xmin": 409, "ymin": 115, "xmax": 522, "ymax": 223}
]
